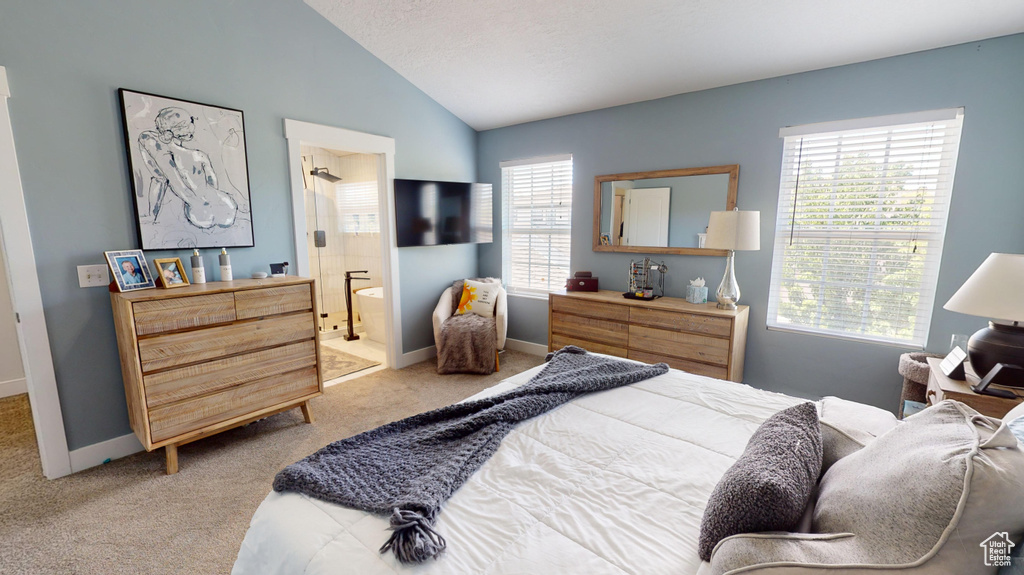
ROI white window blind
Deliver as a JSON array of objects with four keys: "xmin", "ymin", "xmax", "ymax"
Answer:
[
  {"xmin": 335, "ymin": 181, "xmax": 379, "ymax": 234},
  {"xmin": 766, "ymin": 109, "xmax": 963, "ymax": 347},
  {"xmin": 501, "ymin": 155, "xmax": 573, "ymax": 296}
]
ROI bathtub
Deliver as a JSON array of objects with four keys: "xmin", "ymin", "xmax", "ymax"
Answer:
[{"xmin": 355, "ymin": 286, "xmax": 386, "ymax": 344}]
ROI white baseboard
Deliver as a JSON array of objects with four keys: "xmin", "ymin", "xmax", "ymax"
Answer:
[
  {"xmin": 504, "ymin": 338, "xmax": 548, "ymax": 356},
  {"xmin": 69, "ymin": 432, "xmax": 144, "ymax": 473},
  {"xmin": 0, "ymin": 377, "xmax": 26, "ymax": 398},
  {"xmin": 397, "ymin": 345, "xmax": 436, "ymax": 368}
]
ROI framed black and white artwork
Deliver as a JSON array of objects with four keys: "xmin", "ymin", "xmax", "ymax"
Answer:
[{"xmin": 118, "ymin": 89, "xmax": 254, "ymax": 250}]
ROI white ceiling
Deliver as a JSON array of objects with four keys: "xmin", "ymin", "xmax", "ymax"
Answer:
[{"xmin": 306, "ymin": 0, "xmax": 1024, "ymax": 131}]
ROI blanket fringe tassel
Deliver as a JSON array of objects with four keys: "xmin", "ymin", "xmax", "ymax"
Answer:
[{"xmin": 379, "ymin": 508, "xmax": 447, "ymax": 563}]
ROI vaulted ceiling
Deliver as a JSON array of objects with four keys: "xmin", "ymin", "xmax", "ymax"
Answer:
[{"xmin": 306, "ymin": 0, "xmax": 1024, "ymax": 130}]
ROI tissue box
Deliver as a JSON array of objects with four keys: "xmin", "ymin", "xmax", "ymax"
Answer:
[{"xmin": 686, "ymin": 285, "xmax": 708, "ymax": 304}]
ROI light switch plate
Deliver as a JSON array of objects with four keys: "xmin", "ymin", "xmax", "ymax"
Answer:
[{"xmin": 78, "ymin": 264, "xmax": 109, "ymax": 288}]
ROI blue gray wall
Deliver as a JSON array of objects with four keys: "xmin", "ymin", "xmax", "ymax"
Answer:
[
  {"xmin": 0, "ymin": 0, "xmax": 476, "ymax": 450},
  {"xmin": 479, "ymin": 34, "xmax": 1024, "ymax": 410}
]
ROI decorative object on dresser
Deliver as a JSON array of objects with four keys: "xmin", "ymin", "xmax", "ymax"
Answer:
[
  {"xmin": 105, "ymin": 249, "xmax": 156, "ymax": 292},
  {"xmin": 704, "ymin": 208, "xmax": 760, "ymax": 310},
  {"xmin": 548, "ymin": 289, "xmax": 748, "ymax": 381},
  {"xmin": 565, "ymin": 271, "xmax": 598, "ymax": 292},
  {"xmin": 109, "ymin": 277, "xmax": 323, "ymax": 474},
  {"xmin": 152, "ymin": 257, "xmax": 189, "ymax": 288},
  {"xmin": 943, "ymin": 253, "xmax": 1024, "ymax": 379},
  {"xmin": 924, "ymin": 356, "xmax": 1021, "ymax": 418},
  {"xmin": 625, "ymin": 258, "xmax": 667, "ymax": 300}
]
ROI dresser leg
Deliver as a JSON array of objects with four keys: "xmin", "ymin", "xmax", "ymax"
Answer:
[
  {"xmin": 495, "ymin": 349, "xmax": 500, "ymax": 372},
  {"xmin": 165, "ymin": 444, "xmax": 179, "ymax": 475},
  {"xmin": 300, "ymin": 400, "xmax": 315, "ymax": 424}
]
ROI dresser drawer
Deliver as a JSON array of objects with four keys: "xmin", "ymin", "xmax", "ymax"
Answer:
[
  {"xmin": 138, "ymin": 312, "xmax": 316, "ymax": 373},
  {"xmin": 235, "ymin": 284, "xmax": 313, "ymax": 319},
  {"xmin": 148, "ymin": 366, "xmax": 319, "ymax": 443},
  {"xmin": 628, "ymin": 324, "xmax": 730, "ymax": 366},
  {"xmin": 551, "ymin": 295, "xmax": 629, "ymax": 322},
  {"xmin": 627, "ymin": 349, "xmax": 728, "ymax": 380},
  {"xmin": 629, "ymin": 307, "xmax": 732, "ymax": 338},
  {"xmin": 550, "ymin": 333, "xmax": 627, "ymax": 358},
  {"xmin": 142, "ymin": 340, "xmax": 317, "ymax": 408},
  {"xmin": 133, "ymin": 293, "xmax": 236, "ymax": 336},
  {"xmin": 551, "ymin": 311, "xmax": 629, "ymax": 347}
]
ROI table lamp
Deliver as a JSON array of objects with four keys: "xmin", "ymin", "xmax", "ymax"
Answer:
[
  {"xmin": 942, "ymin": 253, "xmax": 1024, "ymax": 378},
  {"xmin": 705, "ymin": 208, "xmax": 760, "ymax": 310}
]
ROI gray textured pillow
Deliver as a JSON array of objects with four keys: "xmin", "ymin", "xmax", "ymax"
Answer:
[{"xmin": 697, "ymin": 402, "xmax": 822, "ymax": 561}]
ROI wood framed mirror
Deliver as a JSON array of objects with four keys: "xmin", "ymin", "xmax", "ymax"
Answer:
[{"xmin": 593, "ymin": 164, "xmax": 738, "ymax": 256}]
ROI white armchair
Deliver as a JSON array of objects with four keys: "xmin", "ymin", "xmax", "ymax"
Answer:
[{"xmin": 432, "ymin": 284, "xmax": 508, "ymax": 365}]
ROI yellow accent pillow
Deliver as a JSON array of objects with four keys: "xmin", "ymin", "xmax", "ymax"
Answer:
[{"xmin": 455, "ymin": 279, "xmax": 499, "ymax": 318}]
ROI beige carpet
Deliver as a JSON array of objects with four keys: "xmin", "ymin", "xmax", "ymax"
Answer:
[
  {"xmin": 320, "ymin": 345, "xmax": 381, "ymax": 380},
  {"xmin": 0, "ymin": 350, "xmax": 544, "ymax": 575}
]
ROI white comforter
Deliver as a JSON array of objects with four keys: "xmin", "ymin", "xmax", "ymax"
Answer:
[{"xmin": 233, "ymin": 362, "xmax": 804, "ymax": 575}]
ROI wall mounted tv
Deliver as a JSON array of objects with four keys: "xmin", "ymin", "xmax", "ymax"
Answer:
[{"xmin": 394, "ymin": 179, "xmax": 493, "ymax": 247}]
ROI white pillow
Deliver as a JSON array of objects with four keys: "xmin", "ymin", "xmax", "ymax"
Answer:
[
  {"xmin": 1003, "ymin": 401, "xmax": 1024, "ymax": 423},
  {"xmin": 454, "ymin": 279, "xmax": 499, "ymax": 318}
]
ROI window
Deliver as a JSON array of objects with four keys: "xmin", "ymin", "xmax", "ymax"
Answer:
[
  {"xmin": 501, "ymin": 154, "xmax": 573, "ymax": 296},
  {"xmin": 767, "ymin": 108, "xmax": 963, "ymax": 347},
  {"xmin": 335, "ymin": 181, "xmax": 379, "ymax": 234}
]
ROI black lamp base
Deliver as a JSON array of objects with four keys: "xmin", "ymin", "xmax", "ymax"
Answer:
[{"xmin": 967, "ymin": 322, "xmax": 1024, "ymax": 382}]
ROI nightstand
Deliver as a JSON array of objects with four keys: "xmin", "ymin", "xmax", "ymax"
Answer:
[{"xmin": 925, "ymin": 356, "xmax": 1022, "ymax": 419}]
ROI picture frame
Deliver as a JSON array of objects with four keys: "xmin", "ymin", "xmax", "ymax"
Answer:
[
  {"xmin": 153, "ymin": 257, "xmax": 190, "ymax": 289},
  {"xmin": 118, "ymin": 88, "xmax": 255, "ymax": 250},
  {"xmin": 105, "ymin": 250, "xmax": 156, "ymax": 292}
]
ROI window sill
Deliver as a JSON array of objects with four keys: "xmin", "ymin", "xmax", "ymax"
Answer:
[
  {"xmin": 766, "ymin": 325, "xmax": 924, "ymax": 350},
  {"xmin": 507, "ymin": 292, "xmax": 551, "ymax": 302}
]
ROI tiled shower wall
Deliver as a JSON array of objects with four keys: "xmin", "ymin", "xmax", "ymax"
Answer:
[{"xmin": 301, "ymin": 147, "xmax": 383, "ymax": 328}]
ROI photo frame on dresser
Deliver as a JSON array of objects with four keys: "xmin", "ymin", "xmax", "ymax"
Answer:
[
  {"xmin": 105, "ymin": 249, "xmax": 156, "ymax": 292},
  {"xmin": 118, "ymin": 89, "xmax": 254, "ymax": 250},
  {"xmin": 153, "ymin": 257, "xmax": 190, "ymax": 289}
]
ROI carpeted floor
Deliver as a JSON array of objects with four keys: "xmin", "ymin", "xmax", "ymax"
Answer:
[
  {"xmin": 320, "ymin": 345, "xmax": 381, "ymax": 380},
  {"xmin": 0, "ymin": 350, "xmax": 544, "ymax": 575}
]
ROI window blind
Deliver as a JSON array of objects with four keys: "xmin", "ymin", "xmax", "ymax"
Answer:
[
  {"xmin": 766, "ymin": 109, "xmax": 964, "ymax": 347},
  {"xmin": 501, "ymin": 155, "xmax": 573, "ymax": 296},
  {"xmin": 335, "ymin": 181, "xmax": 380, "ymax": 234}
]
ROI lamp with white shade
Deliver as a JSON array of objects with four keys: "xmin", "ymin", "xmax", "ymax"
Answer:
[
  {"xmin": 943, "ymin": 253, "xmax": 1024, "ymax": 378},
  {"xmin": 705, "ymin": 209, "xmax": 760, "ymax": 310}
]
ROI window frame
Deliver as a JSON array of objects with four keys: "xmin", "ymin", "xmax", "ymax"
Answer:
[
  {"xmin": 766, "ymin": 108, "xmax": 964, "ymax": 348},
  {"xmin": 500, "ymin": 154, "xmax": 574, "ymax": 299}
]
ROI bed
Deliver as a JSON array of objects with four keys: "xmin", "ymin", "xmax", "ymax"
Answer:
[{"xmin": 232, "ymin": 360, "xmax": 804, "ymax": 574}]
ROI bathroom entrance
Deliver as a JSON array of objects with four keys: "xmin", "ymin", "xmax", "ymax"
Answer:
[{"xmin": 301, "ymin": 146, "xmax": 386, "ymax": 381}]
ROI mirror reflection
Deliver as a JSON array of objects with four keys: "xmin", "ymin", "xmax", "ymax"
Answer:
[{"xmin": 593, "ymin": 165, "xmax": 738, "ymax": 256}]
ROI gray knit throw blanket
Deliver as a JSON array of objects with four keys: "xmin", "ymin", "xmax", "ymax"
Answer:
[{"xmin": 273, "ymin": 346, "xmax": 668, "ymax": 563}]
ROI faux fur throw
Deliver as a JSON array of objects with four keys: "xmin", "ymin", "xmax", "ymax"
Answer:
[
  {"xmin": 273, "ymin": 346, "xmax": 669, "ymax": 563},
  {"xmin": 437, "ymin": 313, "xmax": 496, "ymax": 374}
]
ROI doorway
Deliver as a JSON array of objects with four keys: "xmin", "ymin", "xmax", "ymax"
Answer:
[
  {"xmin": 301, "ymin": 147, "xmax": 385, "ymax": 381},
  {"xmin": 284, "ymin": 119, "xmax": 403, "ymax": 377}
]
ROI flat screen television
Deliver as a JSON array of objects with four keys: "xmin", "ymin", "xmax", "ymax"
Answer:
[{"xmin": 394, "ymin": 179, "xmax": 492, "ymax": 247}]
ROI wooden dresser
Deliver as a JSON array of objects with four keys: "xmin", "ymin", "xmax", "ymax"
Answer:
[
  {"xmin": 548, "ymin": 290, "xmax": 748, "ymax": 381},
  {"xmin": 110, "ymin": 277, "xmax": 323, "ymax": 474}
]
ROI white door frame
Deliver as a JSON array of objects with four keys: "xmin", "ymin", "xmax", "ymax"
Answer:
[
  {"xmin": 0, "ymin": 66, "xmax": 72, "ymax": 479},
  {"xmin": 283, "ymin": 119, "xmax": 401, "ymax": 368}
]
